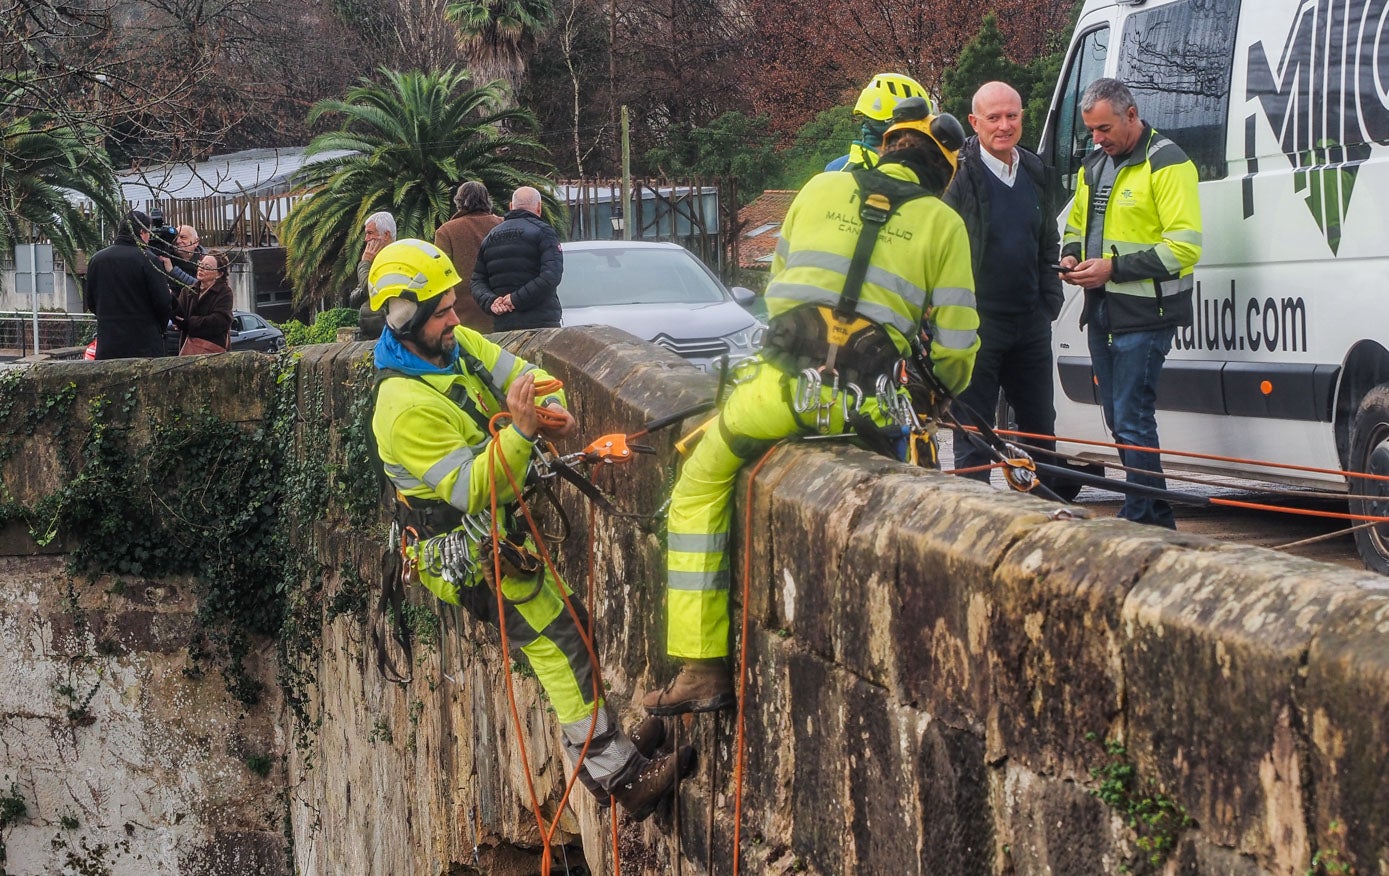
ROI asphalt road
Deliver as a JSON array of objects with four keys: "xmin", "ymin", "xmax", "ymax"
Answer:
[{"xmin": 934, "ymin": 430, "xmax": 1365, "ymax": 572}]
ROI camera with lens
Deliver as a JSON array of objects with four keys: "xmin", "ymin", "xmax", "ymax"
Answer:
[{"xmin": 145, "ymin": 207, "xmax": 179, "ymax": 258}]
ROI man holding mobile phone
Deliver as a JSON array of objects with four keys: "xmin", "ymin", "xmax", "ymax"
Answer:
[
  {"xmin": 942, "ymin": 81, "xmax": 1066, "ymax": 485},
  {"xmin": 1060, "ymin": 78, "xmax": 1202, "ymax": 529}
]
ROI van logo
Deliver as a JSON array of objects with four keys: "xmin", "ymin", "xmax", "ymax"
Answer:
[{"xmin": 1245, "ymin": 1, "xmax": 1384, "ymax": 255}]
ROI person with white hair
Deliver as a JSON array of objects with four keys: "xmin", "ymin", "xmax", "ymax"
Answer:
[{"xmin": 351, "ymin": 211, "xmax": 397, "ymax": 337}]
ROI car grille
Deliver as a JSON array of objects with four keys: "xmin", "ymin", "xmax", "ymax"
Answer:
[{"xmin": 652, "ymin": 335, "xmax": 730, "ymax": 359}]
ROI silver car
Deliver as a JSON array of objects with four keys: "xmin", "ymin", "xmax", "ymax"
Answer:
[{"xmin": 557, "ymin": 240, "xmax": 765, "ymax": 371}]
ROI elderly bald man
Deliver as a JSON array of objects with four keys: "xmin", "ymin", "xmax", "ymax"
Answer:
[
  {"xmin": 942, "ymin": 80, "xmax": 1066, "ymax": 491},
  {"xmin": 470, "ymin": 186, "xmax": 564, "ymax": 331}
]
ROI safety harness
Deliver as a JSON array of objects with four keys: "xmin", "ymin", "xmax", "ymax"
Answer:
[
  {"xmin": 366, "ymin": 353, "xmax": 542, "ymax": 682},
  {"xmin": 759, "ymin": 169, "xmax": 940, "ymax": 452}
]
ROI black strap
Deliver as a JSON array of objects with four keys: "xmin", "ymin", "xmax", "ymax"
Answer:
[
  {"xmin": 835, "ymin": 169, "xmax": 933, "ymax": 322},
  {"xmin": 373, "ymin": 540, "xmax": 414, "ymax": 684}
]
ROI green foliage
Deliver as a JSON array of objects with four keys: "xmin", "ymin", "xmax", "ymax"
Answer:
[
  {"xmin": 59, "ymin": 814, "xmax": 80, "ymax": 830},
  {"xmin": 334, "ymin": 357, "xmax": 385, "ymax": 528},
  {"xmin": 772, "ymin": 106, "xmax": 857, "ymax": 190},
  {"xmin": 282, "ymin": 68, "xmax": 560, "ymax": 309},
  {"xmin": 1089, "ymin": 737, "xmax": 1194, "ymax": 871},
  {"xmin": 447, "ymin": 0, "xmax": 554, "ymax": 89},
  {"xmin": 277, "ymin": 307, "xmax": 360, "ymax": 348},
  {"xmin": 937, "ymin": 11, "xmax": 1074, "ymax": 151},
  {"xmin": 940, "ymin": 15, "xmax": 1026, "ymax": 121},
  {"xmin": 0, "ymin": 783, "xmax": 26, "ymax": 825},
  {"xmin": 244, "ymin": 753, "xmax": 274, "ymax": 778},
  {"xmin": 646, "ymin": 111, "xmax": 784, "ymax": 206},
  {"xmin": 1307, "ymin": 821, "xmax": 1355, "ymax": 875},
  {"xmin": 398, "ymin": 602, "xmax": 439, "ymax": 651},
  {"xmin": 368, "ymin": 718, "xmax": 394, "ymax": 744},
  {"xmin": 0, "ymin": 106, "xmax": 121, "ymax": 272}
]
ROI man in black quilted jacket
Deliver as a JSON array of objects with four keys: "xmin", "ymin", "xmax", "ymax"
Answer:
[{"xmin": 470, "ymin": 186, "xmax": 564, "ymax": 331}]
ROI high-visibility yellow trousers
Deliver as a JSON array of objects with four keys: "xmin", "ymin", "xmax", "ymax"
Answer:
[
  {"xmin": 665, "ymin": 364, "xmax": 874, "ymax": 658},
  {"xmin": 417, "ymin": 553, "xmax": 599, "ymax": 726}
]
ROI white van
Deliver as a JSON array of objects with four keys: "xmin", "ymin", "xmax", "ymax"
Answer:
[{"xmin": 1040, "ymin": 0, "xmax": 1389, "ymax": 571}]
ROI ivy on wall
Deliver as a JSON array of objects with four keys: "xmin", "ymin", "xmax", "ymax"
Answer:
[{"xmin": 0, "ymin": 352, "xmax": 384, "ymax": 719}]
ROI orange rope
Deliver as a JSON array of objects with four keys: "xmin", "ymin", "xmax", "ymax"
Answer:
[
  {"xmin": 731, "ymin": 443, "xmax": 786, "ymax": 876},
  {"xmin": 988, "ymin": 426, "xmax": 1389, "ymax": 484},
  {"xmin": 485, "ymin": 407, "xmax": 608, "ymax": 873},
  {"xmin": 950, "ymin": 425, "xmax": 1389, "ymax": 522}
]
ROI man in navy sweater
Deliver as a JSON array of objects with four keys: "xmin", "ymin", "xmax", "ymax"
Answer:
[
  {"xmin": 471, "ymin": 186, "xmax": 564, "ymax": 331},
  {"xmin": 942, "ymin": 81, "xmax": 1064, "ymax": 483}
]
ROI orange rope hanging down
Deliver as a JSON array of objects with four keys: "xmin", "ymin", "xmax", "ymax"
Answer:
[{"xmin": 483, "ymin": 389, "xmax": 611, "ymax": 875}]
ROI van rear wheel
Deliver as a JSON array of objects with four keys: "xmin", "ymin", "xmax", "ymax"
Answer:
[{"xmin": 1348, "ymin": 385, "xmax": 1389, "ymax": 574}]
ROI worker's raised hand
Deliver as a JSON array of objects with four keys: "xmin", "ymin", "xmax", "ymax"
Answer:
[{"xmin": 506, "ymin": 372, "xmax": 540, "ymax": 439}]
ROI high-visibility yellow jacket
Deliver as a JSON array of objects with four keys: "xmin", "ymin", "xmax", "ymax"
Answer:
[
  {"xmin": 1062, "ymin": 124, "xmax": 1202, "ymax": 333},
  {"xmin": 763, "ymin": 163, "xmax": 979, "ymax": 394},
  {"xmin": 373, "ymin": 326, "xmax": 564, "ymax": 515}
]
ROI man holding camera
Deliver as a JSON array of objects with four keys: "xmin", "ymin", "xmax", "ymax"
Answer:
[{"xmin": 84, "ymin": 210, "xmax": 175, "ymax": 359}]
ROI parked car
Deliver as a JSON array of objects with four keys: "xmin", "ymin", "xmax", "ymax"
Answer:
[
  {"xmin": 87, "ymin": 310, "xmax": 286, "ymax": 359},
  {"xmin": 226, "ymin": 311, "xmax": 286, "ymax": 352},
  {"xmin": 556, "ymin": 240, "xmax": 765, "ymax": 371}
]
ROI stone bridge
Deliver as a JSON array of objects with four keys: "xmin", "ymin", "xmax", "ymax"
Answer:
[{"xmin": 0, "ymin": 328, "xmax": 1386, "ymax": 875}]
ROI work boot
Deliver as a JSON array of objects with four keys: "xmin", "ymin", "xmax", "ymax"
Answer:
[
  {"xmin": 641, "ymin": 659, "xmax": 734, "ymax": 715},
  {"xmin": 610, "ymin": 746, "xmax": 697, "ymax": 822},
  {"xmin": 628, "ymin": 716, "xmax": 667, "ymax": 755},
  {"xmin": 579, "ymin": 717, "xmax": 668, "ymax": 807}
]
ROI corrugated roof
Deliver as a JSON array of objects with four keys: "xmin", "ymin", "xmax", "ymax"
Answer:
[{"xmin": 115, "ymin": 147, "xmax": 354, "ymax": 202}]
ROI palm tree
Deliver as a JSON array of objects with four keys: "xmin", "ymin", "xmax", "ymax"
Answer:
[
  {"xmin": 281, "ymin": 68, "xmax": 562, "ymax": 309},
  {"xmin": 0, "ymin": 111, "xmax": 120, "ymax": 282},
  {"xmin": 446, "ymin": 0, "xmax": 554, "ymax": 98}
]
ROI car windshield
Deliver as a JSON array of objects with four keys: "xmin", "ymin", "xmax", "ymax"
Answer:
[{"xmin": 558, "ymin": 248, "xmax": 727, "ymax": 307}]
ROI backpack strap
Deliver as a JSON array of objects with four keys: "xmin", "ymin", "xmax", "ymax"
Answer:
[{"xmin": 821, "ymin": 169, "xmax": 932, "ymax": 372}]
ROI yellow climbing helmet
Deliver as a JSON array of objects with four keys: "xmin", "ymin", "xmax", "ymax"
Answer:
[
  {"xmin": 882, "ymin": 96, "xmax": 967, "ymax": 177},
  {"xmin": 367, "ymin": 238, "xmax": 459, "ymax": 312},
  {"xmin": 368, "ymin": 239, "xmax": 460, "ymax": 339},
  {"xmin": 853, "ymin": 72, "xmax": 933, "ymax": 122}
]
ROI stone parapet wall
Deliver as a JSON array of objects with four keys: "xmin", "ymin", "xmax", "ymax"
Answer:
[{"xmin": 1, "ymin": 331, "xmax": 1387, "ymax": 874}]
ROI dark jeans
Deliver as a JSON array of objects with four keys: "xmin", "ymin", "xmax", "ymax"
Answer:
[
  {"xmin": 1087, "ymin": 323, "xmax": 1176, "ymax": 529},
  {"xmin": 953, "ymin": 311, "xmax": 1057, "ymax": 483}
]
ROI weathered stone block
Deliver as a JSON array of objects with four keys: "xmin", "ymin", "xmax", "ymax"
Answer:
[
  {"xmin": 1122, "ymin": 547, "xmax": 1371, "ymax": 870},
  {"xmin": 1303, "ymin": 585, "xmax": 1389, "ymax": 872}
]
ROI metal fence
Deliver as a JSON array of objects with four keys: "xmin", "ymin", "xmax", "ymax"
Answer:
[{"xmin": 0, "ymin": 312, "xmax": 96, "ymax": 359}]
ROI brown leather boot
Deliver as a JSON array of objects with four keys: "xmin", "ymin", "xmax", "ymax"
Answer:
[
  {"xmin": 641, "ymin": 659, "xmax": 734, "ymax": 715},
  {"xmin": 610, "ymin": 746, "xmax": 696, "ymax": 822},
  {"xmin": 578, "ymin": 716, "xmax": 669, "ymax": 807},
  {"xmin": 628, "ymin": 716, "xmax": 666, "ymax": 755}
]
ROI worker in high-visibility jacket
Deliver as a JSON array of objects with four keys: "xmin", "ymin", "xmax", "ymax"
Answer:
[
  {"xmin": 643, "ymin": 100, "xmax": 980, "ymax": 715},
  {"xmin": 1059, "ymin": 77, "xmax": 1202, "ymax": 529},
  {"xmin": 369, "ymin": 239, "xmax": 689, "ymax": 818}
]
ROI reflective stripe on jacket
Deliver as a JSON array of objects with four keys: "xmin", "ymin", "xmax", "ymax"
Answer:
[
  {"xmin": 1062, "ymin": 124, "xmax": 1202, "ymax": 332},
  {"xmin": 372, "ymin": 326, "xmax": 565, "ymax": 514},
  {"xmin": 763, "ymin": 163, "xmax": 979, "ymax": 394}
]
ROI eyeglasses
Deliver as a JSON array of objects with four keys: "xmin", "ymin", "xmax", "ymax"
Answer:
[{"xmin": 197, "ymin": 263, "xmax": 218, "ymax": 271}]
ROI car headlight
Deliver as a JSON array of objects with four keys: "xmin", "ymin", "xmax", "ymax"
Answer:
[{"xmin": 724, "ymin": 323, "xmax": 767, "ymax": 354}]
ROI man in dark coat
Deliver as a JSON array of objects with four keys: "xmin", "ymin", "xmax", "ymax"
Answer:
[
  {"xmin": 85, "ymin": 210, "xmax": 175, "ymax": 359},
  {"xmin": 434, "ymin": 181, "xmax": 502, "ymax": 332},
  {"xmin": 942, "ymin": 81, "xmax": 1064, "ymax": 483},
  {"xmin": 471, "ymin": 186, "xmax": 563, "ymax": 331}
]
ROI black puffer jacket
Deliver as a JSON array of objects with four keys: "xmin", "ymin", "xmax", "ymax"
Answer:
[
  {"xmin": 470, "ymin": 209, "xmax": 564, "ymax": 331},
  {"xmin": 85, "ymin": 235, "xmax": 175, "ymax": 359},
  {"xmin": 942, "ymin": 137, "xmax": 1064, "ymax": 320}
]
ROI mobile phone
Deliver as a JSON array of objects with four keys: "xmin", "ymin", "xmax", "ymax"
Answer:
[{"xmin": 1047, "ymin": 263, "xmax": 1074, "ymax": 273}]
